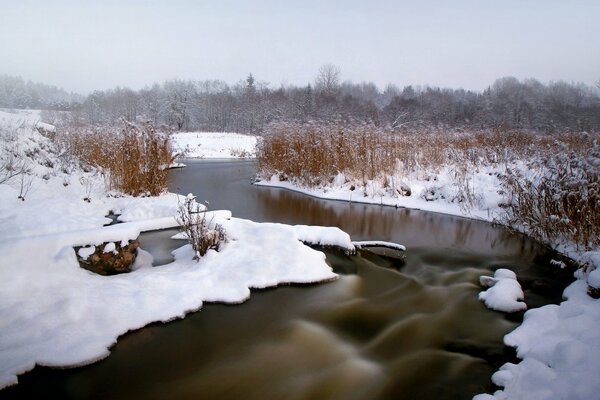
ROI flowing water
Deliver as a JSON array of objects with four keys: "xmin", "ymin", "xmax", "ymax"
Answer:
[{"xmin": 3, "ymin": 159, "xmax": 574, "ymax": 400}]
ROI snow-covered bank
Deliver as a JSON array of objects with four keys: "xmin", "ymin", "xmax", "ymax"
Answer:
[
  {"xmin": 474, "ymin": 276, "xmax": 600, "ymax": 400},
  {"xmin": 171, "ymin": 131, "xmax": 258, "ymax": 159},
  {"xmin": 256, "ymin": 171, "xmax": 600, "ymax": 400},
  {"xmin": 0, "ymin": 212, "xmax": 352, "ymax": 389},
  {"xmin": 0, "ymin": 111, "xmax": 354, "ymax": 389},
  {"xmin": 256, "ymin": 167, "xmax": 503, "ymax": 221}
]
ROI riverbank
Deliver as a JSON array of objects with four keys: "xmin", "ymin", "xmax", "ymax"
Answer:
[
  {"xmin": 256, "ymin": 169, "xmax": 600, "ymax": 400},
  {"xmin": 0, "ymin": 111, "xmax": 352, "ymax": 389}
]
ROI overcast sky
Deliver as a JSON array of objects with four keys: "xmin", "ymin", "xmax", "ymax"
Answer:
[{"xmin": 1, "ymin": 0, "xmax": 599, "ymax": 94}]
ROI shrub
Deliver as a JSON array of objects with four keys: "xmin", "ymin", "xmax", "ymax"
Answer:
[{"xmin": 177, "ymin": 195, "xmax": 227, "ymax": 260}]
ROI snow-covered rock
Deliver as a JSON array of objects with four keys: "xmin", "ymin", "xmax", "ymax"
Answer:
[{"xmin": 478, "ymin": 268, "xmax": 527, "ymax": 313}]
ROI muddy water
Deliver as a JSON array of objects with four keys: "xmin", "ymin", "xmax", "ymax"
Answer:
[{"xmin": 3, "ymin": 159, "xmax": 574, "ymax": 400}]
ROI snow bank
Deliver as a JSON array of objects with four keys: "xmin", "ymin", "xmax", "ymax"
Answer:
[
  {"xmin": 475, "ymin": 277, "xmax": 600, "ymax": 400},
  {"xmin": 256, "ymin": 164, "xmax": 503, "ymax": 221},
  {"xmin": 171, "ymin": 131, "xmax": 258, "ymax": 159},
  {"xmin": 478, "ymin": 269, "xmax": 527, "ymax": 313},
  {"xmin": 0, "ymin": 211, "xmax": 350, "ymax": 389}
]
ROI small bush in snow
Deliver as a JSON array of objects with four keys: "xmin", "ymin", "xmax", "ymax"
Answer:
[{"xmin": 177, "ymin": 195, "xmax": 227, "ymax": 260}]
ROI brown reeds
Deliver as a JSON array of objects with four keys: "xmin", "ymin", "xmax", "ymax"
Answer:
[
  {"xmin": 258, "ymin": 121, "xmax": 599, "ymax": 249},
  {"xmin": 56, "ymin": 121, "xmax": 172, "ymax": 196}
]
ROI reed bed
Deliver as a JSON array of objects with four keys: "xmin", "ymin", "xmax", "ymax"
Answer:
[
  {"xmin": 258, "ymin": 121, "xmax": 600, "ymax": 249},
  {"xmin": 56, "ymin": 121, "xmax": 172, "ymax": 196}
]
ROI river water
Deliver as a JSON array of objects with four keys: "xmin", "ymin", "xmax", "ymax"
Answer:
[{"xmin": 3, "ymin": 159, "xmax": 574, "ymax": 400}]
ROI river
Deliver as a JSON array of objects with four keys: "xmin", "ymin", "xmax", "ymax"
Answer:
[{"xmin": 3, "ymin": 159, "xmax": 574, "ymax": 400}]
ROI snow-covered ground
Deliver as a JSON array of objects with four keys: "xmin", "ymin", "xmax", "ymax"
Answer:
[
  {"xmin": 257, "ymin": 168, "xmax": 600, "ymax": 400},
  {"xmin": 0, "ymin": 111, "xmax": 352, "ymax": 389},
  {"xmin": 171, "ymin": 131, "xmax": 258, "ymax": 159}
]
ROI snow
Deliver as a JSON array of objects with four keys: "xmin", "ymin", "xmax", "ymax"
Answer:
[
  {"xmin": 0, "ymin": 111, "xmax": 349, "ymax": 389},
  {"xmin": 475, "ymin": 278, "xmax": 600, "ymax": 400},
  {"xmin": 352, "ymin": 241, "xmax": 406, "ymax": 252},
  {"xmin": 0, "ymin": 211, "xmax": 346, "ymax": 389},
  {"xmin": 102, "ymin": 242, "xmax": 116, "ymax": 253},
  {"xmin": 588, "ymin": 268, "xmax": 600, "ymax": 289},
  {"xmin": 171, "ymin": 131, "xmax": 258, "ymax": 159},
  {"xmin": 478, "ymin": 268, "xmax": 527, "ymax": 313},
  {"xmin": 256, "ymin": 164, "xmax": 503, "ymax": 221},
  {"xmin": 77, "ymin": 246, "xmax": 95, "ymax": 259}
]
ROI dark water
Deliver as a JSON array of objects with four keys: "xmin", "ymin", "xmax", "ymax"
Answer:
[{"xmin": 3, "ymin": 159, "xmax": 574, "ymax": 400}]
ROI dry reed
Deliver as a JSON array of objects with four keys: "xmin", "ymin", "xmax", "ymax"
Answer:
[
  {"xmin": 56, "ymin": 121, "xmax": 172, "ymax": 196},
  {"xmin": 258, "ymin": 121, "xmax": 599, "ymax": 249}
]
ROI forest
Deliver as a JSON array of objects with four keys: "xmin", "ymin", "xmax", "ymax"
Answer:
[{"xmin": 1, "ymin": 67, "xmax": 599, "ymax": 133}]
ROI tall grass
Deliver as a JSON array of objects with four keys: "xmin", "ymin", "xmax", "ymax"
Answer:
[
  {"xmin": 56, "ymin": 121, "xmax": 172, "ymax": 196},
  {"xmin": 258, "ymin": 122, "xmax": 564, "ymax": 183},
  {"xmin": 500, "ymin": 139, "xmax": 600, "ymax": 250},
  {"xmin": 258, "ymin": 121, "xmax": 599, "ymax": 249}
]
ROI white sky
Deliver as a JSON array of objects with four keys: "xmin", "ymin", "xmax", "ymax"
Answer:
[{"xmin": 1, "ymin": 0, "xmax": 599, "ymax": 94}]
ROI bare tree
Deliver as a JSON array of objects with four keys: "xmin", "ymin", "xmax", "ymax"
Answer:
[{"xmin": 315, "ymin": 64, "xmax": 341, "ymax": 95}]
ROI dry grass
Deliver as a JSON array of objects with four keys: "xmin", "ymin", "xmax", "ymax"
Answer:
[
  {"xmin": 258, "ymin": 122, "xmax": 556, "ymax": 183},
  {"xmin": 258, "ymin": 121, "xmax": 599, "ymax": 249},
  {"xmin": 56, "ymin": 121, "xmax": 172, "ymax": 196},
  {"xmin": 500, "ymin": 138, "xmax": 600, "ymax": 250}
]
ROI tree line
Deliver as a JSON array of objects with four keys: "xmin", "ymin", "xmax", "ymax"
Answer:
[
  {"xmin": 2, "ymin": 67, "xmax": 599, "ymax": 133},
  {"xmin": 0, "ymin": 75, "xmax": 82, "ymax": 110}
]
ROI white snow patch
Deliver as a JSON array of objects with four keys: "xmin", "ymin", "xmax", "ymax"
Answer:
[
  {"xmin": 353, "ymin": 241, "xmax": 406, "ymax": 252},
  {"xmin": 256, "ymin": 164, "xmax": 502, "ymax": 221},
  {"xmin": 171, "ymin": 131, "xmax": 258, "ymax": 159},
  {"xmin": 478, "ymin": 268, "xmax": 527, "ymax": 313},
  {"xmin": 587, "ymin": 269, "xmax": 600, "ymax": 289},
  {"xmin": 103, "ymin": 242, "xmax": 116, "ymax": 253},
  {"xmin": 77, "ymin": 246, "xmax": 95, "ymax": 260},
  {"xmin": 550, "ymin": 259, "xmax": 567, "ymax": 269}
]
